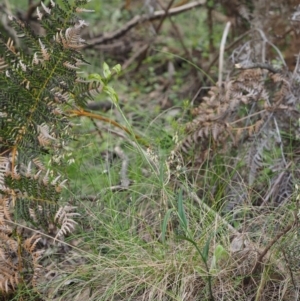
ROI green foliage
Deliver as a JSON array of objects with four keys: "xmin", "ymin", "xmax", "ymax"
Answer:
[
  {"xmin": 0, "ymin": 0, "xmax": 113, "ymax": 293},
  {"xmin": 210, "ymin": 244, "xmax": 228, "ymax": 272},
  {"xmin": 1, "ymin": 0, "xmax": 300, "ymax": 300},
  {"xmin": 0, "ymin": 0, "xmax": 98, "ymax": 215}
]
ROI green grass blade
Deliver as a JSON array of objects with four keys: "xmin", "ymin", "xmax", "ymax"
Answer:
[
  {"xmin": 177, "ymin": 188, "xmax": 188, "ymax": 232},
  {"xmin": 161, "ymin": 208, "xmax": 174, "ymax": 243}
]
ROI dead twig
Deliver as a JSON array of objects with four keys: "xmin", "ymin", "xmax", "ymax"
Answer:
[
  {"xmin": 252, "ymin": 219, "xmax": 296, "ymax": 275},
  {"xmin": 204, "ymin": 30, "xmax": 250, "ymax": 75},
  {"xmin": 25, "ymin": 1, "xmax": 41, "ymax": 21},
  {"xmin": 282, "ymin": 249, "xmax": 297, "ymax": 288},
  {"xmin": 89, "ymin": 116, "xmax": 103, "ymax": 139},
  {"xmin": 235, "ymin": 62, "xmax": 282, "ymax": 74},
  {"xmin": 157, "ymin": 0, "xmax": 194, "ymax": 65},
  {"xmin": 122, "ymin": 43, "xmax": 150, "ymax": 70},
  {"xmin": 132, "ymin": 0, "xmax": 177, "ymax": 72},
  {"xmin": 85, "ymin": 0, "xmax": 206, "ymax": 49}
]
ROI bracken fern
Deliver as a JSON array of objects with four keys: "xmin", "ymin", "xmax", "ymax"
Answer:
[{"xmin": 0, "ymin": 0, "xmax": 100, "ymax": 293}]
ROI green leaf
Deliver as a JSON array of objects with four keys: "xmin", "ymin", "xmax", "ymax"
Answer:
[
  {"xmin": 104, "ymin": 85, "xmax": 119, "ymax": 103},
  {"xmin": 177, "ymin": 188, "xmax": 188, "ymax": 232},
  {"xmin": 202, "ymin": 233, "xmax": 213, "ymax": 262},
  {"xmin": 88, "ymin": 73, "xmax": 103, "ymax": 82},
  {"xmin": 103, "ymin": 62, "xmax": 111, "ymax": 79},
  {"xmin": 112, "ymin": 64, "xmax": 121, "ymax": 75},
  {"xmin": 214, "ymin": 244, "xmax": 227, "ymax": 260},
  {"xmin": 161, "ymin": 209, "xmax": 174, "ymax": 243},
  {"xmin": 210, "ymin": 244, "xmax": 228, "ymax": 271}
]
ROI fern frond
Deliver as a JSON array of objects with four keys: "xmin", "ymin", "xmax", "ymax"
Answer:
[
  {"xmin": 54, "ymin": 205, "xmax": 80, "ymax": 239},
  {"xmin": 0, "ymin": 0, "xmax": 95, "ymax": 294},
  {"xmin": 1, "ymin": 199, "xmax": 11, "ymax": 221},
  {"xmin": 176, "ymin": 64, "xmax": 300, "ymax": 209},
  {"xmin": 0, "ymin": 231, "xmax": 45, "ymax": 293},
  {"xmin": 23, "ymin": 234, "xmax": 41, "ymax": 254}
]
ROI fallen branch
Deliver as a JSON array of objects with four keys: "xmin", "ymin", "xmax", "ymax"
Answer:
[
  {"xmin": 235, "ymin": 62, "xmax": 282, "ymax": 74},
  {"xmin": 84, "ymin": 0, "xmax": 206, "ymax": 48},
  {"xmin": 131, "ymin": 0, "xmax": 176, "ymax": 72}
]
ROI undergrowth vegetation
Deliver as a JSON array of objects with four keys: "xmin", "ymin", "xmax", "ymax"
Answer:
[{"xmin": 1, "ymin": 0, "xmax": 300, "ymax": 300}]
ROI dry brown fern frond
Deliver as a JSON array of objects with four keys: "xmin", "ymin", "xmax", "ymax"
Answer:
[
  {"xmin": 0, "ymin": 198, "xmax": 11, "ymax": 223},
  {"xmin": 0, "ymin": 233, "xmax": 20, "ymax": 293},
  {"xmin": 0, "ymin": 231, "xmax": 45, "ymax": 293},
  {"xmin": 0, "ymin": 201, "xmax": 79, "ymax": 295},
  {"xmin": 0, "ymin": 157, "xmax": 79, "ymax": 294},
  {"xmin": 176, "ymin": 68, "xmax": 270, "ymax": 163},
  {"xmin": 174, "ymin": 63, "xmax": 300, "ymax": 209},
  {"xmin": 54, "ymin": 205, "xmax": 80, "ymax": 240},
  {"xmin": 54, "ymin": 20, "xmax": 88, "ymax": 50}
]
